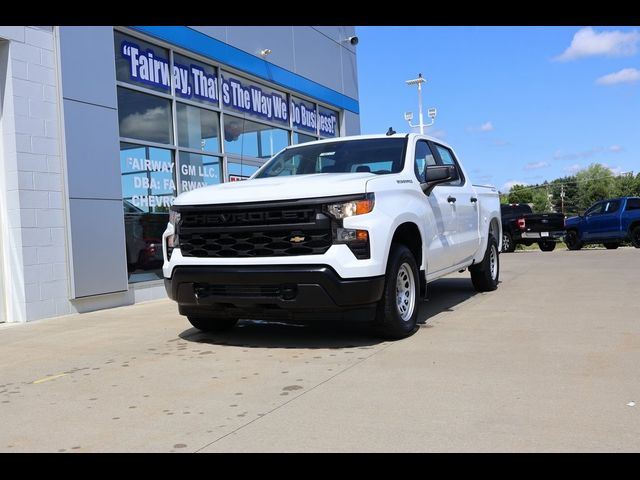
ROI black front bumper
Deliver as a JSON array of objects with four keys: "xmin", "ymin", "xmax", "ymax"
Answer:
[{"xmin": 164, "ymin": 265, "xmax": 385, "ymax": 322}]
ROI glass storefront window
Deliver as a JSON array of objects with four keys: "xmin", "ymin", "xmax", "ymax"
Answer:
[
  {"xmin": 318, "ymin": 105, "xmax": 339, "ymax": 138},
  {"xmin": 223, "ymin": 115, "xmax": 289, "ymax": 159},
  {"xmin": 173, "ymin": 53, "xmax": 219, "ymax": 106},
  {"xmin": 114, "ymin": 31, "xmax": 171, "ymax": 94},
  {"xmin": 176, "ymin": 103, "xmax": 220, "ymax": 153},
  {"xmin": 293, "ymin": 132, "xmax": 318, "ymax": 144},
  {"xmin": 221, "ymin": 71, "xmax": 289, "ymax": 127},
  {"xmin": 178, "ymin": 152, "xmax": 222, "ymax": 192},
  {"xmin": 120, "ymin": 143, "xmax": 175, "ymax": 283},
  {"xmin": 117, "ymin": 87, "xmax": 173, "ymax": 144},
  {"xmin": 227, "ymin": 162, "xmax": 259, "ymax": 181}
]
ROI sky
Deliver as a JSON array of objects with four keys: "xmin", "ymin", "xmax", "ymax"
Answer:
[{"xmin": 355, "ymin": 26, "xmax": 640, "ymax": 192}]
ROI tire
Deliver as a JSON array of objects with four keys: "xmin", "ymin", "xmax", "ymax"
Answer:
[
  {"xmin": 470, "ymin": 235, "xmax": 499, "ymax": 292},
  {"xmin": 502, "ymin": 232, "xmax": 515, "ymax": 253},
  {"xmin": 565, "ymin": 230, "xmax": 583, "ymax": 251},
  {"xmin": 603, "ymin": 242, "xmax": 619, "ymax": 250},
  {"xmin": 538, "ymin": 240, "xmax": 556, "ymax": 252},
  {"xmin": 187, "ymin": 316, "xmax": 238, "ymax": 333},
  {"xmin": 373, "ymin": 244, "xmax": 419, "ymax": 340},
  {"xmin": 631, "ymin": 225, "xmax": 640, "ymax": 248}
]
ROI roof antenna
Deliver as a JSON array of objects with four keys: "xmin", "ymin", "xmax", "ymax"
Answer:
[{"xmin": 386, "ymin": 127, "xmax": 396, "ymax": 136}]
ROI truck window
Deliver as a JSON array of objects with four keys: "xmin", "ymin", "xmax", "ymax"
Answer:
[
  {"xmin": 626, "ymin": 198, "xmax": 640, "ymax": 211},
  {"xmin": 255, "ymin": 138, "xmax": 406, "ymax": 178},
  {"xmin": 585, "ymin": 203, "xmax": 605, "ymax": 217},
  {"xmin": 604, "ymin": 200, "xmax": 620, "ymax": 214},
  {"xmin": 433, "ymin": 144, "xmax": 463, "ymax": 186},
  {"xmin": 414, "ymin": 140, "xmax": 436, "ymax": 183},
  {"xmin": 501, "ymin": 204, "xmax": 532, "ymax": 216}
]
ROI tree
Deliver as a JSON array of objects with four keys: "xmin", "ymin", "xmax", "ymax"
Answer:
[
  {"xmin": 507, "ymin": 184, "xmax": 534, "ymax": 204},
  {"xmin": 575, "ymin": 163, "xmax": 616, "ymax": 211}
]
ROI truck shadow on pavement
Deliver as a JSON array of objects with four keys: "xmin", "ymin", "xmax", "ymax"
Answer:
[
  {"xmin": 178, "ymin": 276, "xmax": 480, "ymax": 348},
  {"xmin": 416, "ymin": 277, "xmax": 479, "ymax": 326}
]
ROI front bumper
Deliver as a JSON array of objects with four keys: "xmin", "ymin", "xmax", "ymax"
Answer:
[{"xmin": 164, "ymin": 265, "xmax": 385, "ymax": 322}]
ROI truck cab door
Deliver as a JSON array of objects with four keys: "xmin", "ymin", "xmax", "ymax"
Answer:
[
  {"xmin": 599, "ymin": 199, "xmax": 622, "ymax": 238},
  {"xmin": 582, "ymin": 202, "xmax": 605, "ymax": 239},
  {"xmin": 414, "ymin": 140, "xmax": 457, "ymax": 274},
  {"xmin": 431, "ymin": 143, "xmax": 480, "ymax": 265}
]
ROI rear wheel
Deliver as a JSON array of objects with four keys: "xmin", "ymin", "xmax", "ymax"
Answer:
[
  {"xmin": 603, "ymin": 242, "xmax": 619, "ymax": 250},
  {"xmin": 502, "ymin": 232, "xmax": 515, "ymax": 253},
  {"xmin": 187, "ymin": 316, "xmax": 238, "ymax": 333},
  {"xmin": 631, "ymin": 225, "xmax": 640, "ymax": 248},
  {"xmin": 565, "ymin": 230, "xmax": 583, "ymax": 250},
  {"xmin": 470, "ymin": 235, "xmax": 499, "ymax": 292},
  {"xmin": 374, "ymin": 244, "xmax": 419, "ymax": 340},
  {"xmin": 538, "ymin": 240, "xmax": 556, "ymax": 252}
]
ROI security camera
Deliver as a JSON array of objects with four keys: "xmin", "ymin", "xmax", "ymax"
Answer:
[
  {"xmin": 347, "ymin": 36, "xmax": 359, "ymax": 46},
  {"xmin": 404, "ymin": 112, "xmax": 414, "ymax": 121}
]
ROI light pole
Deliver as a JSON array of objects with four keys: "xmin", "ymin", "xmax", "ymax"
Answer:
[{"xmin": 405, "ymin": 73, "xmax": 436, "ymax": 134}]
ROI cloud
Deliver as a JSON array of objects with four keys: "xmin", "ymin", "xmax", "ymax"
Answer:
[
  {"xmin": 119, "ymin": 106, "xmax": 171, "ymax": 144},
  {"xmin": 502, "ymin": 180, "xmax": 528, "ymax": 191},
  {"xmin": 553, "ymin": 147, "xmax": 603, "ymax": 161},
  {"xmin": 596, "ymin": 68, "xmax": 640, "ymax": 85},
  {"xmin": 603, "ymin": 164, "xmax": 627, "ymax": 176},
  {"xmin": 492, "ymin": 139, "xmax": 511, "ymax": 147},
  {"xmin": 609, "ymin": 144, "xmax": 625, "ymax": 153},
  {"xmin": 524, "ymin": 161, "xmax": 550, "ymax": 170},
  {"xmin": 555, "ymin": 27, "xmax": 640, "ymax": 61},
  {"xmin": 564, "ymin": 164, "xmax": 583, "ymax": 174},
  {"xmin": 467, "ymin": 121, "xmax": 494, "ymax": 133}
]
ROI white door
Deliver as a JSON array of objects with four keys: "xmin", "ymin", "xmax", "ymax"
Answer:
[
  {"xmin": 414, "ymin": 140, "xmax": 458, "ymax": 274},
  {"xmin": 432, "ymin": 143, "xmax": 480, "ymax": 265}
]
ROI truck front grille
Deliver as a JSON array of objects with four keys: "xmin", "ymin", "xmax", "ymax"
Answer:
[
  {"xmin": 180, "ymin": 230, "xmax": 332, "ymax": 257},
  {"xmin": 178, "ymin": 204, "xmax": 332, "ymax": 258}
]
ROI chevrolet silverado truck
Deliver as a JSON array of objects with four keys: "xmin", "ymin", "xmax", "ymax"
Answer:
[
  {"xmin": 564, "ymin": 197, "xmax": 640, "ymax": 250},
  {"xmin": 500, "ymin": 203, "xmax": 565, "ymax": 252},
  {"xmin": 162, "ymin": 134, "xmax": 502, "ymax": 339}
]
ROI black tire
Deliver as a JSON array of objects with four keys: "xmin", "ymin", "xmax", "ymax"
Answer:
[
  {"xmin": 470, "ymin": 235, "xmax": 499, "ymax": 292},
  {"xmin": 502, "ymin": 232, "xmax": 515, "ymax": 253},
  {"xmin": 538, "ymin": 240, "xmax": 556, "ymax": 252},
  {"xmin": 565, "ymin": 230, "xmax": 583, "ymax": 250},
  {"xmin": 373, "ymin": 244, "xmax": 419, "ymax": 340},
  {"xmin": 631, "ymin": 225, "xmax": 640, "ymax": 248},
  {"xmin": 603, "ymin": 242, "xmax": 619, "ymax": 250},
  {"xmin": 187, "ymin": 316, "xmax": 238, "ymax": 333}
]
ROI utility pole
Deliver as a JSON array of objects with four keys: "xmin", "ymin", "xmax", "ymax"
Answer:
[{"xmin": 560, "ymin": 184, "xmax": 565, "ymax": 215}]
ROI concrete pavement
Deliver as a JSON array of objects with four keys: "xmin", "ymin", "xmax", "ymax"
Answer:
[{"xmin": 1, "ymin": 247, "xmax": 639, "ymax": 452}]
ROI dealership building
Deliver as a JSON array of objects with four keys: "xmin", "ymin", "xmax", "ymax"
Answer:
[{"xmin": 0, "ymin": 26, "xmax": 360, "ymax": 323}]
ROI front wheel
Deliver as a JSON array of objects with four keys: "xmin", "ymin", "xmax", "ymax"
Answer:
[
  {"xmin": 631, "ymin": 225, "xmax": 640, "ymax": 248},
  {"xmin": 603, "ymin": 242, "xmax": 619, "ymax": 250},
  {"xmin": 565, "ymin": 230, "xmax": 583, "ymax": 250},
  {"xmin": 374, "ymin": 244, "xmax": 419, "ymax": 340},
  {"xmin": 538, "ymin": 240, "xmax": 556, "ymax": 252},
  {"xmin": 187, "ymin": 316, "xmax": 238, "ymax": 333},
  {"xmin": 470, "ymin": 235, "xmax": 499, "ymax": 292}
]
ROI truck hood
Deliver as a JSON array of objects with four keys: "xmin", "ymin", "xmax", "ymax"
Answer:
[
  {"xmin": 564, "ymin": 215, "xmax": 581, "ymax": 226},
  {"xmin": 174, "ymin": 173, "xmax": 375, "ymax": 206}
]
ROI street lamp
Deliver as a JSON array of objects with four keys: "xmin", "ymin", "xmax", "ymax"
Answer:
[{"xmin": 405, "ymin": 73, "xmax": 436, "ymax": 134}]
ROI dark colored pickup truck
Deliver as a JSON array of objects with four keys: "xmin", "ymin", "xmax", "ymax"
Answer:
[
  {"xmin": 500, "ymin": 204, "xmax": 566, "ymax": 252},
  {"xmin": 564, "ymin": 197, "xmax": 640, "ymax": 250}
]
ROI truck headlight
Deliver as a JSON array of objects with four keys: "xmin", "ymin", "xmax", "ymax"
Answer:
[
  {"xmin": 325, "ymin": 193, "xmax": 375, "ymax": 219},
  {"xmin": 169, "ymin": 209, "xmax": 181, "ymax": 227}
]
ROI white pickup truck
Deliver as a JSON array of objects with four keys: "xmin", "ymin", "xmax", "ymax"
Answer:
[{"xmin": 162, "ymin": 133, "xmax": 502, "ymax": 338}]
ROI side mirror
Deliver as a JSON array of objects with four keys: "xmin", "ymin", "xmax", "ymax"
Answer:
[{"xmin": 422, "ymin": 165, "xmax": 457, "ymax": 195}]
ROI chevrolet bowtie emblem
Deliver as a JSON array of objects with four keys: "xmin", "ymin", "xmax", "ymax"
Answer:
[{"xmin": 290, "ymin": 236, "xmax": 306, "ymax": 243}]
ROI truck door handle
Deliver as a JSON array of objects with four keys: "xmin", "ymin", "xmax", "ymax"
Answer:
[
  {"xmin": 447, "ymin": 196, "xmax": 457, "ymax": 204},
  {"xmin": 470, "ymin": 197, "xmax": 478, "ymax": 203}
]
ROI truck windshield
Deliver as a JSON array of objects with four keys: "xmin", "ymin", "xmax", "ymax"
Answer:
[{"xmin": 253, "ymin": 138, "xmax": 406, "ymax": 178}]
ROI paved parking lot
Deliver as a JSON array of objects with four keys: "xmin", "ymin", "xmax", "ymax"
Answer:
[{"xmin": 1, "ymin": 247, "xmax": 639, "ymax": 452}]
